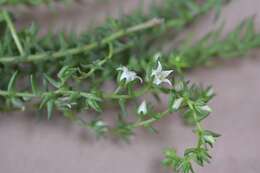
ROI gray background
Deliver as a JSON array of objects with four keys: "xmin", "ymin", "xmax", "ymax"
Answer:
[{"xmin": 1, "ymin": 0, "xmax": 260, "ymax": 172}]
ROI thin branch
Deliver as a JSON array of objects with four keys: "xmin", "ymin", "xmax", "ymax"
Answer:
[{"xmin": 0, "ymin": 18, "xmax": 164, "ymax": 64}]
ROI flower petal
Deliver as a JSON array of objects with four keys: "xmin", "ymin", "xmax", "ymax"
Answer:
[
  {"xmin": 151, "ymin": 69, "xmax": 157, "ymax": 76},
  {"xmin": 136, "ymin": 76, "xmax": 143, "ymax": 83},
  {"xmin": 157, "ymin": 61, "xmax": 162, "ymax": 72},
  {"xmin": 153, "ymin": 77, "xmax": 162, "ymax": 85},
  {"xmin": 162, "ymin": 79, "xmax": 172, "ymax": 86},
  {"xmin": 117, "ymin": 66, "xmax": 126, "ymax": 71},
  {"xmin": 161, "ymin": 70, "xmax": 173, "ymax": 78},
  {"xmin": 154, "ymin": 52, "xmax": 162, "ymax": 61}
]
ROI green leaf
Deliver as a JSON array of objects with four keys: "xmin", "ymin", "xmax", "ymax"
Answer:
[
  {"xmin": 146, "ymin": 125, "xmax": 158, "ymax": 134},
  {"xmin": 57, "ymin": 65, "xmax": 76, "ymax": 83},
  {"xmin": 204, "ymin": 130, "xmax": 221, "ymax": 138},
  {"xmin": 119, "ymin": 98, "xmax": 128, "ymax": 116},
  {"xmin": 47, "ymin": 100, "xmax": 54, "ymax": 120},
  {"xmin": 197, "ymin": 105, "xmax": 212, "ymax": 113},
  {"xmin": 30, "ymin": 74, "xmax": 38, "ymax": 94},
  {"xmin": 11, "ymin": 98, "xmax": 25, "ymax": 110},
  {"xmin": 43, "ymin": 74, "xmax": 61, "ymax": 88},
  {"xmin": 89, "ymin": 120, "xmax": 108, "ymax": 136},
  {"xmin": 203, "ymin": 135, "xmax": 215, "ymax": 145},
  {"xmin": 172, "ymin": 97, "xmax": 183, "ymax": 111},
  {"xmin": 190, "ymin": 148, "xmax": 212, "ymax": 166},
  {"xmin": 203, "ymin": 130, "xmax": 221, "ymax": 147},
  {"xmin": 39, "ymin": 93, "xmax": 53, "ymax": 109},
  {"xmin": 214, "ymin": 0, "xmax": 222, "ymax": 20},
  {"xmin": 8, "ymin": 71, "xmax": 18, "ymax": 92},
  {"xmin": 58, "ymin": 66, "xmax": 70, "ymax": 79},
  {"xmin": 86, "ymin": 99, "xmax": 101, "ymax": 112},
  {"xmin": 114, "ymin": 118, "xmax": 134, "ymax": 140}
]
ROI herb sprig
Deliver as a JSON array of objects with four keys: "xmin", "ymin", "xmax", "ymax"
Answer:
[{"xmin": 0, "ymin": 0, "xmax": 258, "ymax": 172}]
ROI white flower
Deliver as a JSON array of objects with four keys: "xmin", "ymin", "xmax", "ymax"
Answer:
[
  {"xmin": 117, "ymin": 66, "xmax": 143, "ymax": 84},
  {"xmin": 151, "ymin": 61, "xmax": 173, "ymax": 86},
  {"xmin": 137, "ymin": 100, "xmax": 148, "ymax": 115},
  {"xmin": 172, "ymin": 97, "xmax": 183, "ymax": 111}
]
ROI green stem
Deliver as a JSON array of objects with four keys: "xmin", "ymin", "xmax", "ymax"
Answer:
[
  {"xmin": 78, "ymin": 43, "xmax": 114, "ymax": 80},
  {"xmin": 0, "ymin": 89, "xmax": 98, "ymax": 100},
  {"xmin": 132, "ymin": 109, "xmax": 171, "ymax": 128},
  {"xmin": 0, "ymin": 18, "xmax": 163, "ymax": 64},
  {"xmin": 103, "ymin": 85, "xmax": 149, "ymax": 99},
  {"xmin": 2, "ymin": 10, "xmax": 25, "ymax": 56},
  {"xmin": 0, "ymin": 84, "xmax": 149, "ymax": 101},
  {"xmin": 0, "ymin": 0, "xmax": 215, "ymax": 64},
  {"xmin": 187, "ymin": 100, "xmax": 204, "ymax": 148}
]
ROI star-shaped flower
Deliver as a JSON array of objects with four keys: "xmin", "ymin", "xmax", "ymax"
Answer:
[
  {"xmin": 137, "ymin": 100, "xmax": 147, "ymax": 115},
  {"xmin": 117, "ymin": 66, "xmax": 143, "ymax": 84},
  {"xmin": 151, "ymin": 61, "xmax": 173, "ymax": 86}
]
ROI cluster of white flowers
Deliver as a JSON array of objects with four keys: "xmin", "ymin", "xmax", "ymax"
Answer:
[
  {"xmin": 117, "ymin": 58, "xmax": 174, "ymax": 115},
  {"xmin": 117, "ymin": 61, "xmax": 173, "ymax": 86}
]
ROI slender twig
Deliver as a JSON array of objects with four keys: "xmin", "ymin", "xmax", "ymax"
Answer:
[
  {"xmin": 187, "ymin": 100, "xmax": 204, "ymax": 148},
  {"xmin": 132, "ymin": 109, "xmax": 171, "ymax": 128},
  {"xmin": 0, "ymin": 85, "xmax": 149, "ymax": 101},
  {"xmin": 0, "ymin": 89, "xmax": 98, "ymax": 100},
  {"xmin": 0, "ymin": 18, "xmax": 164, "ymax": 64},
  {"xmin": 77, "ymin": 42, "xmax": 114, "ymax": 80}
]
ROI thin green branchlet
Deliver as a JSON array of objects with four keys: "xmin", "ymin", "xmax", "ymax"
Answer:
[
  {"xmin": 0, "ymin": 0, "xmax": 258, "ymax": 172},
  {"xmin": 163, "ymin": 80, "xmax": 220, "ymax": 173},
  {"xmin": 0, "ymin": 0, "xmax": 220, "ymax": 63},
  {"xmin": 0, "ymin": 17, "xmax": 164, "ymax": 63}
]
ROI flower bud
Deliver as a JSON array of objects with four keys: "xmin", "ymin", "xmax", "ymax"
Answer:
[
  {"xmin": 172, "ymin": 97, "xmax": 183, "ymax": 111},
  {"xmin": 137, "ymin": 100, "xmax": 148, "ymax": 115},
  {"xmin": 199, "ymin": 105, "xmax": 212, "ymax": 113}
]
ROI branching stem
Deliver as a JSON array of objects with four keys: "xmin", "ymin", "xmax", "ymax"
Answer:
[
  {"xmin": 187, "ymin": 100, "xmax": 204, "ymax": 148},
  {"xmin": 0, "ymin": 18, "xmax": 163, "ymax": 64},
  {"xmin": 0, "ymin": 84, "xmax": 149, "ymax": 100}
]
